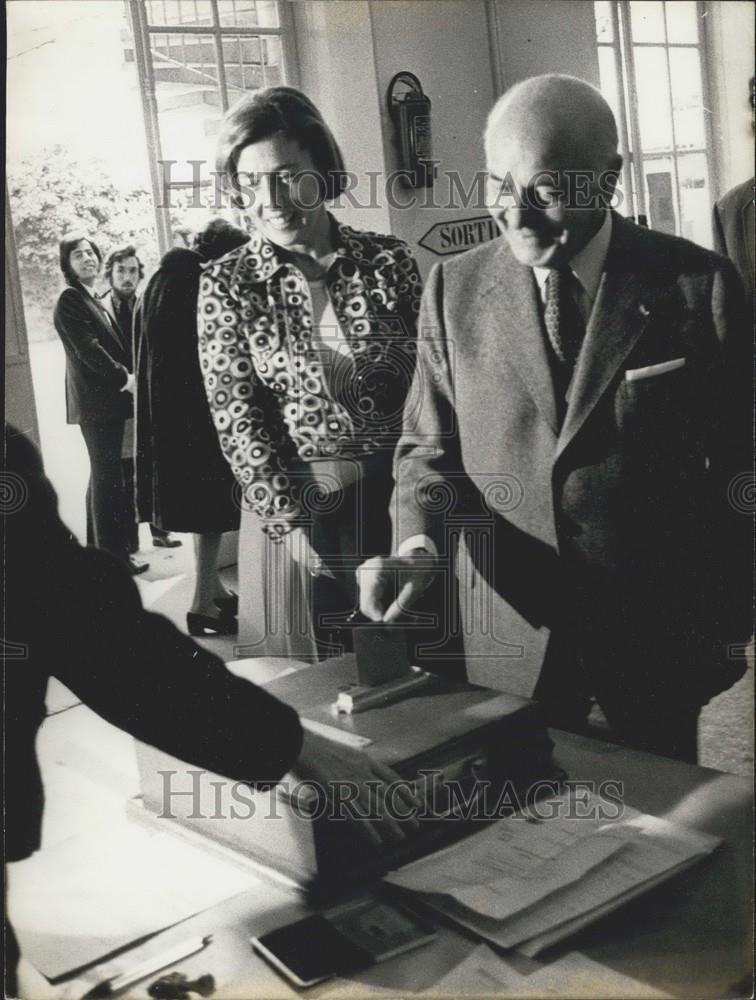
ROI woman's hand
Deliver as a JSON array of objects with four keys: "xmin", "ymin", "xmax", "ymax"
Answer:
[
  {"xmin": 120, "ymin": 371, "xmax": 136, "ymax": 394},
  {"xmin": 291, "ymin": 729, "xmax": 422, "ymax": 847}
]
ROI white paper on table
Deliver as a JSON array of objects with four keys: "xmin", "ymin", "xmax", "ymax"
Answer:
[
  {"xmin": 449, "ymin": 825, "xmax": 639, "ymax": 920},
  {"xmin": 506, "ymin": 815, "xmax": 720, "ymax": 953},
  {"xmin": 515, "ymin": 818, "xmax": 720, "ymax": 957},
  {"xmin": 427, "ymin": 943, "xmax": 532, "ymax": 995},
  {"xmin": 522, "ymin": 950, "xmax": 674, "ymax": 997},
  {"xmin": 409, "ymin": 813, "xmax": 719, "ymax": 955},
  {"xmin": 386, "ymin": 800, "xmax": 626, "ymax": 898},
  {"xmin": 7, "ymin": 823, "xmax": 260, "ymax": 979},
  {"xmin": 430, "ymin": 944, "xmax": 673, "ymax": 998}
]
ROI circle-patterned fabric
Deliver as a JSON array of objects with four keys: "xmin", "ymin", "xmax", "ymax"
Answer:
[{"xmin": 198, "ymin": 220, "xmax": 423, "ymax": 537}]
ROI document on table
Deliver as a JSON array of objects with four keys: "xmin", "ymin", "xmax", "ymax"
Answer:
[
  {"xmin": 430, "ymin": 944, "xmax": 672, "ymax": 998},
  {"xmin": 384, "ymin": 793, "xmax": 721, "ymax": 957},
  {"xmin": 386, "ymin": 809, "xmax": 638, "ymax": 922},
  {"xmin": 7, "ymin": 823, "xmax": 261, "ymax": 979}
]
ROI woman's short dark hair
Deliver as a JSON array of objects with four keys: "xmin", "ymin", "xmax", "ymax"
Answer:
[
  {"xmin": 216, "ymin": 86, "xmax": 347, "ymax": 203},
  {"xmin": 193, "ymin": 218, "xmax": 249, "ymax": 261},
  {"xmin": 104, "ymin": 244, "xmax": 145, "ymax": 283},
  {"xmin": 59, "ymin": 234, "xmax": 102, "ymax": 286}
]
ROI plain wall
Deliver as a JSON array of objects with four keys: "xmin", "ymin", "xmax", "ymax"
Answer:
[
  {"xmin": 705, "ymin": 0, "xmax": 755, "ymax": 195},
  {"xmin": 295, "ymin": 0, "xmax": 601, "ymax": 278},
  {"xmin": 488, "ymin": 0, "xmax": 601, "ymax": 91},
  {"xmin": 369, "ymin": 0, "xmax": 497, "ymax": 277},
  {"xmin": 291, "ymin": 0, "xmax": 391, "ymax": 234}
]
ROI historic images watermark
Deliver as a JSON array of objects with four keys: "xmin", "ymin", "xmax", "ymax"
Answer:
[
  {"xmin": 157, "ymin": 772, "xmax": 625, "ymax": 825},
  {"xmin": 157, "ymin": 161, "xmax": 625, "ymax": 214}
]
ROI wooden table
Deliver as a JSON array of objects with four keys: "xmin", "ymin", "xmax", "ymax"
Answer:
[{"xmin": 75, "ymin": 728, "xmax": 753, "ymax": 999}]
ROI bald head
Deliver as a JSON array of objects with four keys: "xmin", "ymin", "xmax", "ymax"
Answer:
[
  {"xmin": 486, "ymin": 75, "xmax": 618, "ymax": 175},
  {"xmin": 483, "ymin": 75, "xmax": 622, "ymax": 268}
]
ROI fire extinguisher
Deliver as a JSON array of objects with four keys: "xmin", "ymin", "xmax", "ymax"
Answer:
[{"xmin": 387, "ymin": 71, "xmax": 436, "ymax": 189}]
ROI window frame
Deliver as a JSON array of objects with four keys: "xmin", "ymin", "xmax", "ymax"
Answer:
[
  {"xmin": 125, "ymin": 0, "xmax": 298, "ymax": 254},
  {"xmin": 596, "ymin": 0, "xmax": 718, "ymax": 244}
]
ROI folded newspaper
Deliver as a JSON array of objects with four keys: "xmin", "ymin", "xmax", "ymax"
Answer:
[{"xmin": 383, "ymin": 791, "xmax": 720, "ymax": 957}]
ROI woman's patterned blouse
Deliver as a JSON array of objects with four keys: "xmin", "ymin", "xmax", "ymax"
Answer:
[{"xmin": 197, "ymin": 219, "xmax": 423, "ymax": 538}]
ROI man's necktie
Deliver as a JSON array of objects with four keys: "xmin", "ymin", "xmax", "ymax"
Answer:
[
  {"xmin": 543, "ymin": 268, "xmax": 585, "ymax": 370},
  {"xmin": 118, "ymin": 298, "xmax": 134, "ymax": 336}
]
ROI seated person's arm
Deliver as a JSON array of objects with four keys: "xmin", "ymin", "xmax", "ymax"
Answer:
[{"xmin": 6, "ymin": 427, "xmax": 416, "ymax": 840}]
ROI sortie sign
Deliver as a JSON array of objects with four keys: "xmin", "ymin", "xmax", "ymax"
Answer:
[{"xmin": 419, "ymin": 216, "xmax": 499, "ymax": 256}]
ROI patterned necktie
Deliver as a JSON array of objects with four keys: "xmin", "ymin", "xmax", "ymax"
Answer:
[{"xmin": 543, "ymin": 268, "xmax": 585, "ymax": 370}]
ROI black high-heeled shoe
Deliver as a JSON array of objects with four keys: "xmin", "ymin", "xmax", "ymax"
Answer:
[
  {"xmin": 186, "ymin": 611, "xmax": 238, "ymax": 637},
  {"xmin": 214, "ymin": 590, "xmax": 239, "ymax": 615}
]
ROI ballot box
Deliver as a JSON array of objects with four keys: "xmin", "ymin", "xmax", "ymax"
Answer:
[{"xmin": 135, "ymin": 655, "xmax": 556, "ymax": 898}]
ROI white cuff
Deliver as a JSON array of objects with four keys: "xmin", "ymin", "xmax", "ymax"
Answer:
[{"xmin": 396, "ymin": 534, "xmax": 438, "ymax": 559}]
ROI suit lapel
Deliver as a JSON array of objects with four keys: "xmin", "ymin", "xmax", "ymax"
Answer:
[
  {"xmin": 742, "ymin": 195, "xmax": 755, "ymax": 279},
  {"xmin": 476, "ymin": 245, "xmax": 559, "ymax": 435},
  {"xmin": 556, "ymin": 216, "xmax": 655, "ymax": 457},
  {"xmin": 86, "ymin": 293, "xmax": 127, "ymax": 358}
]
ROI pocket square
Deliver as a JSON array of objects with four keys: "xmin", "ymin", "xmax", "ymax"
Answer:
[{"xmin": 624, "ymin": 357, "xmax": 686, "ymax": 382}]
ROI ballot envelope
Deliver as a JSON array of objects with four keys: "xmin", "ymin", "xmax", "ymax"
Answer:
[{"xmin": 135, "ymin": 655, "xmax": 557, "ymax": 898}]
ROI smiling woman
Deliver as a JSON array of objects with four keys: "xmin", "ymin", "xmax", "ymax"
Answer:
[{"xmin": 197, "ymin": 86, "xmax": 430, "ymax": 662}]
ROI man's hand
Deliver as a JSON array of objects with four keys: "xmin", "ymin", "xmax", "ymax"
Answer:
[
  {"xmin": 120, "ymin": 371, "xmax": 135, "ymax": 394},
  {"xmin": 292, "ymin": 729, "xmax": 421, "ymax": 847},
  {"xmin": 283, "ymin": 527, "xmax": 335, "ymax": 579},
  {"xmin": 357, "ymin": 549, "xmax": 436, "ymax": 623}
]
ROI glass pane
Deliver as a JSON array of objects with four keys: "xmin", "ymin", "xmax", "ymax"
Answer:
[
  {"xmin": 221, "ymin": 34, "xmax": 282, "ymax": 91},
  {"xmin": 144, "ymin": 0, "xmax": 213, "ymax": 28},
  {"xmin": 260, "ymin": 34, "xmax": 283, "ymax": 89},
  {"xmin": 594, "ymin": 1, "xmax": 614, "ymax": 42},
  {"xmin": 597, "ymin": 47, "xmax": 634, "ymax": 214},
  {"xmin": 150, "ymin": 32, "xmax": 219, "ymax": 88},
  {"xmin": 644, "ymin": 156, "xmax": 678, "ymax": 233},
  {"xmin": 669, "ymin": 48, "xmax": 706, "ymax": 150},
  {"xmin": 677, "ymin": 151, "xmax": 712, "ymax": 246},
  {"xmin": 149, "ymin": 31, "xmax": 222, "ymax": 186},
  {"xmin": 633, "ymin": 46, "xmax": 674, "ymax": 152},
  {"xmin": 217, "ymin": 0, "xmax": 279, "ymax": 28},
  {"xmin": 598, "ymin": 46, "xmax": 622, "ymax": 130},
  {"xmin": 664, "ymin": 0, "xmax": 698, "ymax": 43},
  {"xmin": 630, "ymin": 1, "xmax": 666, "ymax": 42}
]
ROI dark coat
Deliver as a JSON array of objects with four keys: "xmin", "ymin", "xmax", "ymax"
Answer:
[
  {"xmin": 3, "ymin": 425, "xmax": 303, "ymax": 863},
  {"xmin": 53, "ymin": 284, "xmax": 132, "ymax": 424},
  {"xmin": 713, "ymin": 177, "xmax": 754, "ymax": 326},
  {"xmin": 393, "ymin": 212, "xmax": 752, "ymax": 720},
  {"xmin": 134, "ymin": 248, "xmax": 240, "ymax": 532},
  {"xmin": 100, "ymin": 287, "xmax": 137, "ymax": 369}
]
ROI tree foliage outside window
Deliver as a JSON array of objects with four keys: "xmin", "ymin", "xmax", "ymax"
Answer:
[{"xmin": 8, "ymin": 145, "xmax": 201, "ymax": 342}]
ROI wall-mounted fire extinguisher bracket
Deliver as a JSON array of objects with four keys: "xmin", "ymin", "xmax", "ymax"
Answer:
[{"xmin": 387, "ymin": 71, "xmax": 436, "ymax": 189}]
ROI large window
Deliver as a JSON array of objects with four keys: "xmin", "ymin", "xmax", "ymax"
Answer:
[
  {"xmin": 595, "ymin": 0, "xmax": 715, "ymax": 248},
  {"xmin": 126, "ymin": 0, "xmax": 296, "ymax": 252}
]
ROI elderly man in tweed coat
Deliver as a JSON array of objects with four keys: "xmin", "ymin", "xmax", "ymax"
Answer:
[{"xmin": 359, "ymin": 75, "xmax": 752, "ymax": 762}]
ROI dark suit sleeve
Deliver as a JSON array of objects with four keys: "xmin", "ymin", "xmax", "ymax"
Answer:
[
  {"xmin": 49, "ymin": 550, "xmax": 304, "ymax": 784},
  {"xmin": 7, "ymin": 428, "xmax": 303, "ymax": 786},
  {"xmin": 53, "ymin": 287, "xmax": 129, "ymax": 387},
  {"xmin": 706, "ymin": 257, "xmax": 754, "ymax": 649},
  {"xmin": 711, "ymin": 200, "xmax": 727, "ymax": 258}
]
